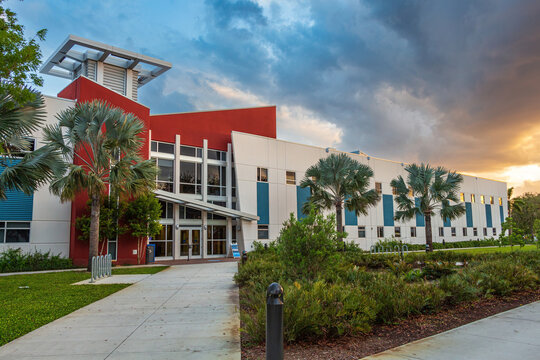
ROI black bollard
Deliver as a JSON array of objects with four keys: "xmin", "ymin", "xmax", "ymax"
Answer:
[
  {"xmin": 242, "ymin": 250, "xmax": 248, "ymax": 265},
  {"xmin": 266, "ymin": 282, "xmax": 284, "ymax": 360}
]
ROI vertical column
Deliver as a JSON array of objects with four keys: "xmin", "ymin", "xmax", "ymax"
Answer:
[
  {"xmin": 174, "ymin": 135, "xmax": 181, "ymax": 194},
  {"xmin": 202, "ymin": 211, "xmax": 208, "ymax": 258},
  {"xmin": 202, "ymin": 139, "xmax": 208, "ymax": 202},
  {"xmin": 96, "ymin": 62, "xmax": 104, "ymax": 84},
  {"xmin": 148, "ymin": 129, "xmax": 152, "ymax": 157},
  {"xmin": 126, "ymin": 69, "xmax": 133, "ymax": 99},
  {"xmin": 226, "ymin": 143, "xmax": 232, "ymax": 209},
  {"xmin": 173, "ymin": 135, "xmax": 181, "ymax": 259},
  {"xmin": 226, "ymin": 217, "xmax": 232, "ymax": 257}
]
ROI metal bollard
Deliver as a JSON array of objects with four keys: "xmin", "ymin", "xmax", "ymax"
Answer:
[
  {"xmin": 266, "ymin": 282, "xmax": 284, "ymax": 360},
  {"xmin": 242, "ymin": 250, "xmax": 248, "ymax": 265}
]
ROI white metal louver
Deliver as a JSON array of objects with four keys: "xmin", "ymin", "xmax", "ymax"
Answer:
[
  {"xmin": 103, "ymin": 63, "xmax": 126, "ymax": 95},
  {"xmin": 131, "ymin": 70, "xmax": 139, "ymax": 101},
  {"xmin": 86, "ymin": 60, "xmax": 96, "ymax": 81}
]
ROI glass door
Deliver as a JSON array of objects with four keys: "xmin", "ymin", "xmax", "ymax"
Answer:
[{"xmin": 179, "ymin": 228, "xmax": 202, "ymax": 259}]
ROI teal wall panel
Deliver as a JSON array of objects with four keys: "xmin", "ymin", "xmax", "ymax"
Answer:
[
  {"xmin": 499, "ymin": 205, "xmax": 504, "ymax": 225},
  {"xmin": 257, "ymin": 182, "xmax": 269, "ymax": 224},
  {"xmin": 444, "ymin": 217, "xmax": 451, "ymax": 227},
  {"xmin": 383, "ymin": 194, "xmax": 394, "ymax": 226},
  {"xmin": 344, "ymin": 207, "xmax": 358, "ymax": 226},
  {"xmin": 296, "ymin": 186, "xmax": 311, "ymax": 220},
  {"xmin": 485, "ymin": 204, "xmax": 493, "ymax": 227},
  {"xmin": 415, "ymin": 197, "xmax": 425, "ymax": 227},
  {"xmin": 465, "ymin": 202, "xmax": 473, "ymax": 227},
  {"xmin": 0, "ymin": 160, "xmax": 33, "ymax": 221}
]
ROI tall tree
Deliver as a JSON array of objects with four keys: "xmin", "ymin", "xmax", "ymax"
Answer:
[
  {"xmin": 124, "ymin": 193, "xmax": 162, "ymax": 264},
  {"xmin": 390, "ymin": 163, "xmax": 465, "ymax": 252},
  {"xmin": 44, "ymin": 100, "xmax": 158, "ymax": 271},
  {"xmin": 0, "ymin": 0, "xmax": 47, "ymax": 104},
  {"xmin": 300, "ymin": 153, "xmax": 380, "ymax": 239},
  {"xmin": 511, "ymin": 193, "xmax": 540, "ymax": 236}
]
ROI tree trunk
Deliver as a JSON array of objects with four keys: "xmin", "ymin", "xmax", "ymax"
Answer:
[
  {"xmin": 336, "ymin": 201, "xmax": 343, "ymax": 244},
  {"xmin": 425, "ymin": 212, "xmax": 433, "ymax": 252},
  {"xmin": 87, "ymin": 193, "xmax": 101, "ymax": 271}
]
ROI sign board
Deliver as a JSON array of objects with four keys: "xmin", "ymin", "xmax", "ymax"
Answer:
[{"xmin": 231, "ymin": 244, "xmax": 241, "ymax": 259}]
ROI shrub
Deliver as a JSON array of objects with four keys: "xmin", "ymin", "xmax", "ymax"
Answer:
[
  {"xmin": 421, "ymin": 261, "xmax": 456, "ymax": 280},
  {"xmin": 275, "ymin": 211, "xmax": 342, "ymax": 278},
  {"xmin": 439, "ymin": 274, "xmax": 480, "ymax": 304},
  {"xmin": 0, "ymin": 248, "xmax": 73, "ymax": 273}
]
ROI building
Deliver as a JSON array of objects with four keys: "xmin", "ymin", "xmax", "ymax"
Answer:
[{"xmin": 0, "ymin": 36, "xmax": 508, "ymax": 265}]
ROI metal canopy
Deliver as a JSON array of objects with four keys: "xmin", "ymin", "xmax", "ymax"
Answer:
[
  {"xmin": 40, "ymin": 34, "xmax": 172, "ymax": 86},
  {"xmin": 154, "ymin": 190, "xmax": 259, "ymax": 221}
]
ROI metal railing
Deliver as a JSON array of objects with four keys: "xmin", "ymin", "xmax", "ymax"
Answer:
[
  {"xmin": 90, "ymin": 254, "xmax": 112, "ymax": 283},
  {"xmin": 370, "ymin": 244, "xmax": 409, "ymax": 256}
]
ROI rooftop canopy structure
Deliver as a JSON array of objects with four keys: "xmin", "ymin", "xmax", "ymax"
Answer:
[{"xmin": 40, "ymin": 35, "xmax": 171, "ymax": 101}]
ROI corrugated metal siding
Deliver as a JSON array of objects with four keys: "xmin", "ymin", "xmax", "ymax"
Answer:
[
  {"xmin": 0, "ymin": 160, "xmax": 33, "ymax": 221},
  {"xmin": 383, "ymin": 194, "xmax": 394, "ymax": 226},
  {"xmin": 485, "ymin": 204, "xmax": 493, "ymax": 227},
  {"xmin": 257, "ymin": 182, "xmax": 269, "ymax": 224},
  {"xmin": 465, "ymin": 202, "xmax": 473, "ymax": 227},
  {"xmin": 296, "ymin": 186, "xmax": 310, "ymax": 220},
  {"xmin": 415, "ymin": 198, "xmax": 425, "ymax": 226},
  {"xmin": 131, "ymin": 70, "xmax": 139, "ymax": 101},
  {"xmin": 103, "ymin": 63, "xmax": 126, "ymax": 95},
  {"xmin": 86, "ymin": 60, "xmax": 96, "ymax": 81}
]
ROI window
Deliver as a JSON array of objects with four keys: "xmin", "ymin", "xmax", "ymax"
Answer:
[
  {"xmin": 439, "ymin": 227, "xmax": 444, "ymax": 236},
  {"xmin": 151, "ymin": 141, "xmax": 174, "ymax": 154},
  {"xmin": 499, "ymin": 197, "xmax": 502, "ymax": 206},
  {"xmin": 178, "ymin": 205, "xmax": 202, "ymax": 220},
  {"xmin": 481, "ymin": 195, "xmax": 485, "ymax": 204},
  {"xmin": 471, "ymin": 194, "xmax": 475, "ymax": 203},
  {"xmin": 473, "ymin": 227, "xmax": 478, "ymax": 236},
  {"xmin": 258, "ymin": 225, "xmax": 269, "ymax": 239},
  {"xmin": 493, "ymin": 228, "xmax": 497, "ymax": 236},
  {"xmin": 375, "ymin": 182, "xmax": 382, "ymax": 194},
  {"xmin": 208, "ymin": 164, "xmax": 226, "ymax": 196},
  {"xmin": 463, "ymin": 227, "xmax": 467, "ymax": 236},
  {"xmin": 150, "ymin": 224, "xmax": 173, "ymax": 257},
  {"xmin": 483, "ymin": 227, "xmax": 487, "ymax": 236},
  {"xmin": 180, "ymin": 145, "xmax": 203, "ymax": 158},
  {"xmin": 159, "ymin": 200, "xmax": 173, "ymax": 219},
  {"xmin": 451, "ymin": 227, "xmax": 456, "ymax": 237},
  {"xmin": 286, "ymin": 171, "xmax": 296, "ymax": 185},
  {"xmin": 0, "ymin": 222, "xmax": 30, "ymax": 243},
  {"xmin": 208, "ymin": 149, "xmax": 227, "ymax": 161},
  {"xmin": 460, "ymin": 193, "xmax": 465, "ymax": 202},
  {"xmin": 257, "ymin": 167, "xmax": 268, "ymax": 182},
  {"xmin": 408, "ymin": 186, "xmax": 413, "ymax": 197},
  {"xmin": 207, "ymin": 225, "xmax": 226, "ymax": 255},
  {"xmin": 392, "ymin": 186, "xmax": 399, "ymax": 195},
  {"xmin": 394, "ymin": 226, "xmax": 401, "ymax": 237},
  {"xmin": 411, "ymin": 227, "xmax": 416, "ymax": 237},
  {"xmin": 232, "ymin": 167, "xmax": 237, "ymax": 197},
  {"xmin": 156, "ymin": 158, "xmax": 174, "ymax": 192},
  {"xmin": 377, "ymin": 226, "xmax": 384, "ymax": 238},
  {"xmin": 208, "ymin": 201, "xmax": 226, "ymax": 220},
  {"xmin": 490, "ymin": 196, "xmax": 494, "ymax": 205},
  {"xmin": 179, "ymin": 161, "xmax": 202, "ymax": 194},
  {"xmin": 358, "ymin": 226, "xmax": 366, "ymax": 238}
]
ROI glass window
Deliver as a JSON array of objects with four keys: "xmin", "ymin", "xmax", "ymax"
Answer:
[
  {"xmin": 493, "ymin": 228, "xmax": 497, "ymax": 236},
  {"xmin": 180, "ymin": 145, "xmax": 195, "ymax": 157},
  {"xmin": 180, "ymin": 161, "xmax": 202, "ymax": 194},
  {"xmin": 156, "ymin": 158, "xmax": 174, "ymax": 192},
  {"xmin": 473, "ymin": 227, "xmax": 478, "ymax": 236},
  {"xmin": 439, "ymin": 227, "xmax": 444, "ymax": 236},
  {"xmin": 499, "ymin": 197, "xmax": 502, "ymax": 206},
  {"xmin": 208, "ymin": 225, "xmax": 226, "ymax": 255},
  {"xmin": 481, "ymin": 195, "xmax": 485, "ymax": 204},
  {"xmin": 377, "ymin": 226, "xmax": 384, "ymax": 238},
  {"xmin": 471, "ymin": 194, "xmax": 475, "ymax": 203},
  {"xmin": 151, "ymin": 141, "xmax": 157, "ymax": 152},
  {"xmin": 483, "ymin": 227, "xmax": 487, "ymax": 236},
  {"xmin": 257, "ymin": 167, "xmax": 268, "ymax": 182},
  {"xmin": 463, "ymin": 227, "xmax": 467, "ymax": 236},
  {"xmin": 375, "ymin": 182, "xmax": 382, "ymax": 194},
  {"xmin": 358, "ymin": 226, "xmax": 366, "ymax": 238},
  {"xmin": 411, "ymin": 227, "xmax": 416, "ymax": 237},
  {"xmin": 408, "ymin": 186, "xmax": 413, "ymax": 197},
  {"xmin": 1, "ymin": 222, "xmax": 31, "ymax": 243},
  {"xmin": 258, "ymin": 225, "xmax": 269, "ymax": 239},
  {"xmin": 490, "ymin": 196, "xmax": 494, "ymax": 205},
  {"xmin": 208, "ymin": 164, "xmax": 226, "ymax": 196},
  {"xmin": 451, "ymin": 227, "xmax": 456, "ymax": 236},
  {"xmin": 286, "ymin": 171, "xmax": 296, "ymax": 185},
  {"xmin": 159, "ymin": 200, "xmax": 173, "ymax": 219},
  {"xmin": 152, "ymin": 141, "xmax": 174, "ymax": 154},
  {"xmin": 392, "ymin": 186, "xmax": 399, "ymax": 195},
  {"xmin": 151, "ymin": 224, "xmax": 173, "ymax": 257},
  {"xmin": 394, "ymin": 226, "xmax": 401, "ymax": 237},
  {"xmin": 208, "ymin": 149, "xmax": 225, "ymax": 161},
  {"xmin": 460, "ymin": 193, "xmax": 465, "ymax": 202},
  {"xmin": 185, "ymin": 207, "xmax": 201, "ymax": 219}
]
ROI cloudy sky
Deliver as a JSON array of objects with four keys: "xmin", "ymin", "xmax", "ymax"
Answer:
[{"xmin": 10, "ymin": 0, "xmax": 540, "ymax": 194}]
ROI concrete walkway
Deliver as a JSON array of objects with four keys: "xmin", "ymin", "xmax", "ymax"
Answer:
[
  {"xmin": 364, "ymin": 301, "xmax": 540, "ymax": 360},
  {"xmin": 0, "ymin": 262, "xmax": 240, "ymax": 359}
]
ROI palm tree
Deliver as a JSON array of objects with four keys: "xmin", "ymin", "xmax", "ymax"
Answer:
[
  {"xmin": 0, "ymin": 90, "xmax": 62, "ymax": 199},
  {"xmin": 390, "ymin": 163, "xmax": 465, "ymax": 252},
  {"xmin": 44, "ymin": 100, "xmax": 158, "ymax": 271},
  {"xmin": 300, "ymin": 153, "xmax": 380, "ymax": 240}
]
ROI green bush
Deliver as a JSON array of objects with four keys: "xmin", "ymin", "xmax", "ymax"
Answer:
[
  {"xmin": 0, "ymin": 248, "xmax": 73, "ymax": 273},
  {"xmin": 439, "ymin": 274, "xmax": 480, "ymax": 304},
  {"xmin": 275, "ymin": 211, "xmax": 342, "ymax": 278}
]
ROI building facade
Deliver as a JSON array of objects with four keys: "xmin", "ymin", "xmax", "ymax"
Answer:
[{"xmin": 0, "ymin": 36, "xmax": 508, "ymax": 265}]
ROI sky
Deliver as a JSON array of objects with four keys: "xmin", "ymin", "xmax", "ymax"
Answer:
[{"xmin": 9, "ymin": 0, "xmax": 540, "ymax": 195}]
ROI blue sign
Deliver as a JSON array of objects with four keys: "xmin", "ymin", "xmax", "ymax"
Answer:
[{"xmin": 231, "ymin": 244, "xmax": 241, "ymax": 259}]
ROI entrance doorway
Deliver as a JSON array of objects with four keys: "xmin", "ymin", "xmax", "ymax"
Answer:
[{"xmin": 179, "ymin": 227, "xmax": 201, "ymax": 259}]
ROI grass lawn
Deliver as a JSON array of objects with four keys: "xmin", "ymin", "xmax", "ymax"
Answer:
[
  {"xmin": 448, "ymin": 244, "xmax": 538, "ymax": 254},
  {"xmin": 0, "ymin": 266, "xmax": 168, "ymax": 346}
]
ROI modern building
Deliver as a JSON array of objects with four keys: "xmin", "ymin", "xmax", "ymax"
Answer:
[{"xmin": 0, "ymin": 36, "xmax": 508, "ymax": 265}]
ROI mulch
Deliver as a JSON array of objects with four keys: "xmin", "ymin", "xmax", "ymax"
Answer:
[{"xmin": 241, "ymin": 289, "xmax": 540, "ymax": 359}]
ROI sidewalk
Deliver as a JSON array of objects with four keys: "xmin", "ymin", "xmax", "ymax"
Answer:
[
  {"xmin": 363, "ymin": 301, "xmax": 540, "ymax": 360},
  {"xmin": 0, "ymin": 262, "xmax": 240, "ymax": 359}
]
